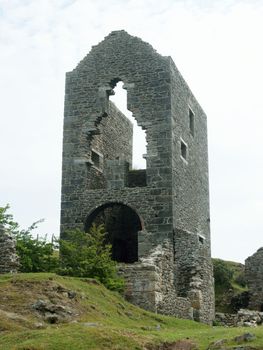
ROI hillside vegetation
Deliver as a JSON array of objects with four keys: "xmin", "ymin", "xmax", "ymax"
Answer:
[
  {"xmin": 213, "ymin": 259, "xmax": 249, "ymax": 313},
  {"xmin": 0, "ymin": 273, "xmax": 263, "ymax": 350}
]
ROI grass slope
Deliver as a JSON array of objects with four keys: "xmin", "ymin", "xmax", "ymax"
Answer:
[
  {"xmin": 0, "ymin": 273, "xmax": 262, "ymax": 350},
  {"xmin": 213, "ymin": 259, "xmax": 248, "ymax": 313}
]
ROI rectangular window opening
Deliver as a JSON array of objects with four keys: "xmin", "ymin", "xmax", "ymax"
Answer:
[
  {"xmin": 198, "ymin": 235, "xmax": 205, "ymax": 244},
  {"xmin": 91, "ymin": 150, "xmax": 101, "ymax": 169},
  {"xmin": 180, "ymin": 140, "xmax": 187, "ymax": 161},
  {"xmin": 189, "ymin": 107, "xmax": 195, "ymax": 136}
]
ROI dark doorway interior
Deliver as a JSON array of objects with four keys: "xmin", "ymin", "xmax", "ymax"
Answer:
[{"xmin": 85, "ymin": 203, "xmax": 141, "ymax": 263}]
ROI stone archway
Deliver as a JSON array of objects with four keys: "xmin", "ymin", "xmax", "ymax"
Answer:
[{"xmin": 85, "ymin": 203, "xmax": 142, "ymax": 263}]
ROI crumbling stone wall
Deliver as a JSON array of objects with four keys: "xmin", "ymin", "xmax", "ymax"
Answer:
[
  {"xmin": 61, "ymin": 30, "xmax": 214, "ymax": 324},
  {"xmin": 245, "ymin": 247, "xmax": 263, "ymax": 311},
  {"xmin": 0, "ymin": 225, "xmax": 19, "ymax": 274},
  {"xmin": 215, "ymin": 309, "xmax": 263, "ymax": 327}
]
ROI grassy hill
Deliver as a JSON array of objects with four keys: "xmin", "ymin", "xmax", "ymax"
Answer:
[
  {"xmin": 213, "ymin": 259, "xmax": 249, "ymax": 313},
  {"xmin": 0, "ymin": 273, "xmax": 263, "ymax": 349}
]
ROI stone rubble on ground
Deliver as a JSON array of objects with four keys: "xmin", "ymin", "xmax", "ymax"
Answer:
[
  {"xmin": 215, "ymin": 309, "xmax": 263, "ymax": 327},
  {"xmin": 32, "ymin": 299, "xmax": 74, "ymax": 324}
]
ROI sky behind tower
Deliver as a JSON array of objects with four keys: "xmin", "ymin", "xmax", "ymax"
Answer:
[{"xmin": 0, "ymin": 0, "xmax": 262, "ymax": 263}]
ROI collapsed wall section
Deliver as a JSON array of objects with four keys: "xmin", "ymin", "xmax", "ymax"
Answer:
[
  {"xmin": 61, "ymin": 100, "xmax": 133, "ymax": 225},
  {"xmin": 86, "ymin": 101, "xmax": 133, "ymax": 190}
]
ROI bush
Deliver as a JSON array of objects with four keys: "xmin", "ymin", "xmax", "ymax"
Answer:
[
  {"xmin": 0, "ymin": 204, "xmax": 58, "ymax": 272},
  {"xmin": 58, "ymin": 225, "xmax": 124, "ymax": 292},
  {"xmin": 213, "ymin": 259, "xmax": 234, "ymax": 289},
  {"xmin": 0, "ymin": 205, "xmax": 124, "ymax": 292},
  {"xmin": 15, "ymin": 225, "xmax": 58, "ymax": 272},
  {"xmin": 0, "ymin": 204, "xmax": 19, "ymax": 233},
  {"xmin": 234, "ymin": 272, "xmax": 247, "ymax": 287}
]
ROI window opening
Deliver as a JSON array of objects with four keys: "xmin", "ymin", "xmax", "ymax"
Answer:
[
  {"xmin": 180, "ymin": 140, "xmax": 187, "ymax": 161},
  {"xmin": 91, "ymin": 150, "xmax": 101, "ymax": 169},
  {"xmin": 198, "ymin": 235, "xmax": 205, "ymax": 244},
  {"xmin": 110, "ymin": 81, "xmax": 146, "ymax": 169},
  {"xmin": 189, "ymin": 107, "xmax": 195, "ymax": 136}
]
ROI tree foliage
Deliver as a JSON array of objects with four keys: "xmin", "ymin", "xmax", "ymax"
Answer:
[
  {"xmin": 0, "ymin": 204, "xmax": 20, "ymax": 232},
  {"xmin": 0, "ymin": 204, "xmax": 58, "ymax": 272},
  {"xmin": 1, "ymin": 205, "xmax": 124, "ymax": 292},
  {"xmin": 213, "ymin": 258, "xmax": 234, "ymax": 289},
  {"xmin": 58, "ymin": 225, "xmax": 124, "ymax": 292}
]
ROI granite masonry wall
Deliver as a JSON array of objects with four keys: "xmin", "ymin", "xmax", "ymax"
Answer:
[
  {"xmin": 0, "ymin": 225, "xmax": 19, "ymax": 274},
  {"xmin": 61, "ymin": 30, "xmax": 214, "ymax": 324},
  {"xmin": 245, "ymin": 248, "xmax": 263, "ymax": 311}
]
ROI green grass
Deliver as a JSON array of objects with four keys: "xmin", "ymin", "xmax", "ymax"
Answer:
[{"xmin": 0, "ymin": 273, "xmax": 262, "ymax": 350}]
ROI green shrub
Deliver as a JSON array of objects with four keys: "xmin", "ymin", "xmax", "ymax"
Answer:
[
  {"xmin": 0, "ymin": 204, "xmax": 58, "ymax": 272},
  {"xmin": 1, "ymin": 205, "xmax": 124, "ymax": 292},
  {"xmin": 58, "ymin": 225, "xmax": 124, "ymax": 292},
  {"xmin": 15, "ymin": 226, "xmax": 58, "ymax": 272},
  {"xmin": 0, "ymin": 204, "xmax": 20, "ymax": 233},
  {"xmin": 234, "ymin": 272, "xmax": 247, "ymax": 287},
  {"xmin": 213, "ymin": 259, "xmax": 234, "ymax": 289}
]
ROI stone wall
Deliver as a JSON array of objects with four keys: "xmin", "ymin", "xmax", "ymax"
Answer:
[
  {"xmin": 215, "ymin": 309, "xmax": 263, "ymax": 327},
  {"xmin": 245, "ymin": 247, "xmax": 263, "ymax": 311},
  {"xmin": 60, "ymin": 30, "xmax": 214, "ymax": 324},
  {"xmin": 170, "ymin": 58, "xmax": 214, "ymax": 324},
  {"xmin": 118, "ymin": 263, "xmax": 160, "ymax": 312},
  {"xmin": 118, "ymin": 243, "xmax": 194, "ymax": 321},
  {"xmin": 0, "ymin": 225, "xmax": 19, "ymax": 274}
]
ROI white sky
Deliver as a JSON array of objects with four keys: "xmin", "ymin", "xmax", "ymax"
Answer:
[
  {"xmin": 0, "ymin": 0, "xmax": 262, "ymax": 263},
  {"xmin": 110, "ymin": 81, "xmax": 147, "ymax": 169}
]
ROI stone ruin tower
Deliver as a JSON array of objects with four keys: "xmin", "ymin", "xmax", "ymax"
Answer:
[
  {"xmin": 245, "ymin": 248, "xmax": 263, "ymax": 311},
  {"xmin": 60, "ymin": 30, "xmax": 215, "ymax": 324},
  {"xmin": 0, "ymin": 224, "xmax": 19, "ymax": 274}
]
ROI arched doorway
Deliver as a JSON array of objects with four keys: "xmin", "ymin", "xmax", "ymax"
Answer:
[{"xmin": 85, "ymin": 203, "xmax": 142, "ymax": 263}]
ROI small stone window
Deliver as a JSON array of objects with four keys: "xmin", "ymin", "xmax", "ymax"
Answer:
[
  {"xmin": 189, "ymin": 107, "xmax": 194, "ymax": 136},
  {"xmin": 198, "ymin": 234, "xmax": 205, "ymax": 244},
  {"xmin": 180, "ymin": 140, "xmax": 187, "ymax": 161},
  {"xmin": 91, "ymin": 150, "xmax": 101, "ymax": 169}
]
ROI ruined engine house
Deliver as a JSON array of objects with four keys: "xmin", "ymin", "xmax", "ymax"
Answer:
[{"xmin": 60, "ymin": 30, "xmax": 215, "ymax": 324}]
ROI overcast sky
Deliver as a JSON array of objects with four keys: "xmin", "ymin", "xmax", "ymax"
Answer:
[{"xmin": 0, "ymin": 0, "xmax": 262, "ymax": 263}]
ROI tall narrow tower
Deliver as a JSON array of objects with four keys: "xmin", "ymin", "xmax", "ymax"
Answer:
[{"xmin": 61, "ymin": 31, "xmax": 214, "ymax": 324}]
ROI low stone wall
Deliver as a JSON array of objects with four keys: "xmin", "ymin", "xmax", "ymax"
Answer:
[
  {"xmin": 118, "ymin": 262, "xmax": 194, "ymax": 320},
  {"xmin": 117, "ymin": 245, "xmax": 194, "ymax": 321},
  {"xmin": 0, "ymin": 225, "xmax": 19, "ymax": 274},
  {"xmin": 215, "ymin": 309, "xmax": 263, "ymax": 327},
  {"xmin": 157, "ymin": 292, "xmax": 193, "ymax": 320},
  {"xmin": 118, "ymin": 262, "xmax": 161, "ymax": 312}
]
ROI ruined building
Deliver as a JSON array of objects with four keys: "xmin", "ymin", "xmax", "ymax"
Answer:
[
  {"xmin": 60, "ymin": 30, "xmax": 215, "ymax": 324},
  {"xmin": 0, "ymin": 224, "xmax": 19, "ymax": 274},
  {"xmin": 245, "ymin": 248, "xmax": 263, "ymax": 311}
]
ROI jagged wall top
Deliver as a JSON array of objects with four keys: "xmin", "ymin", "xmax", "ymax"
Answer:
[{"xmin": 71, "ymin": 30, "xmax": 169, "ymax": 73}]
